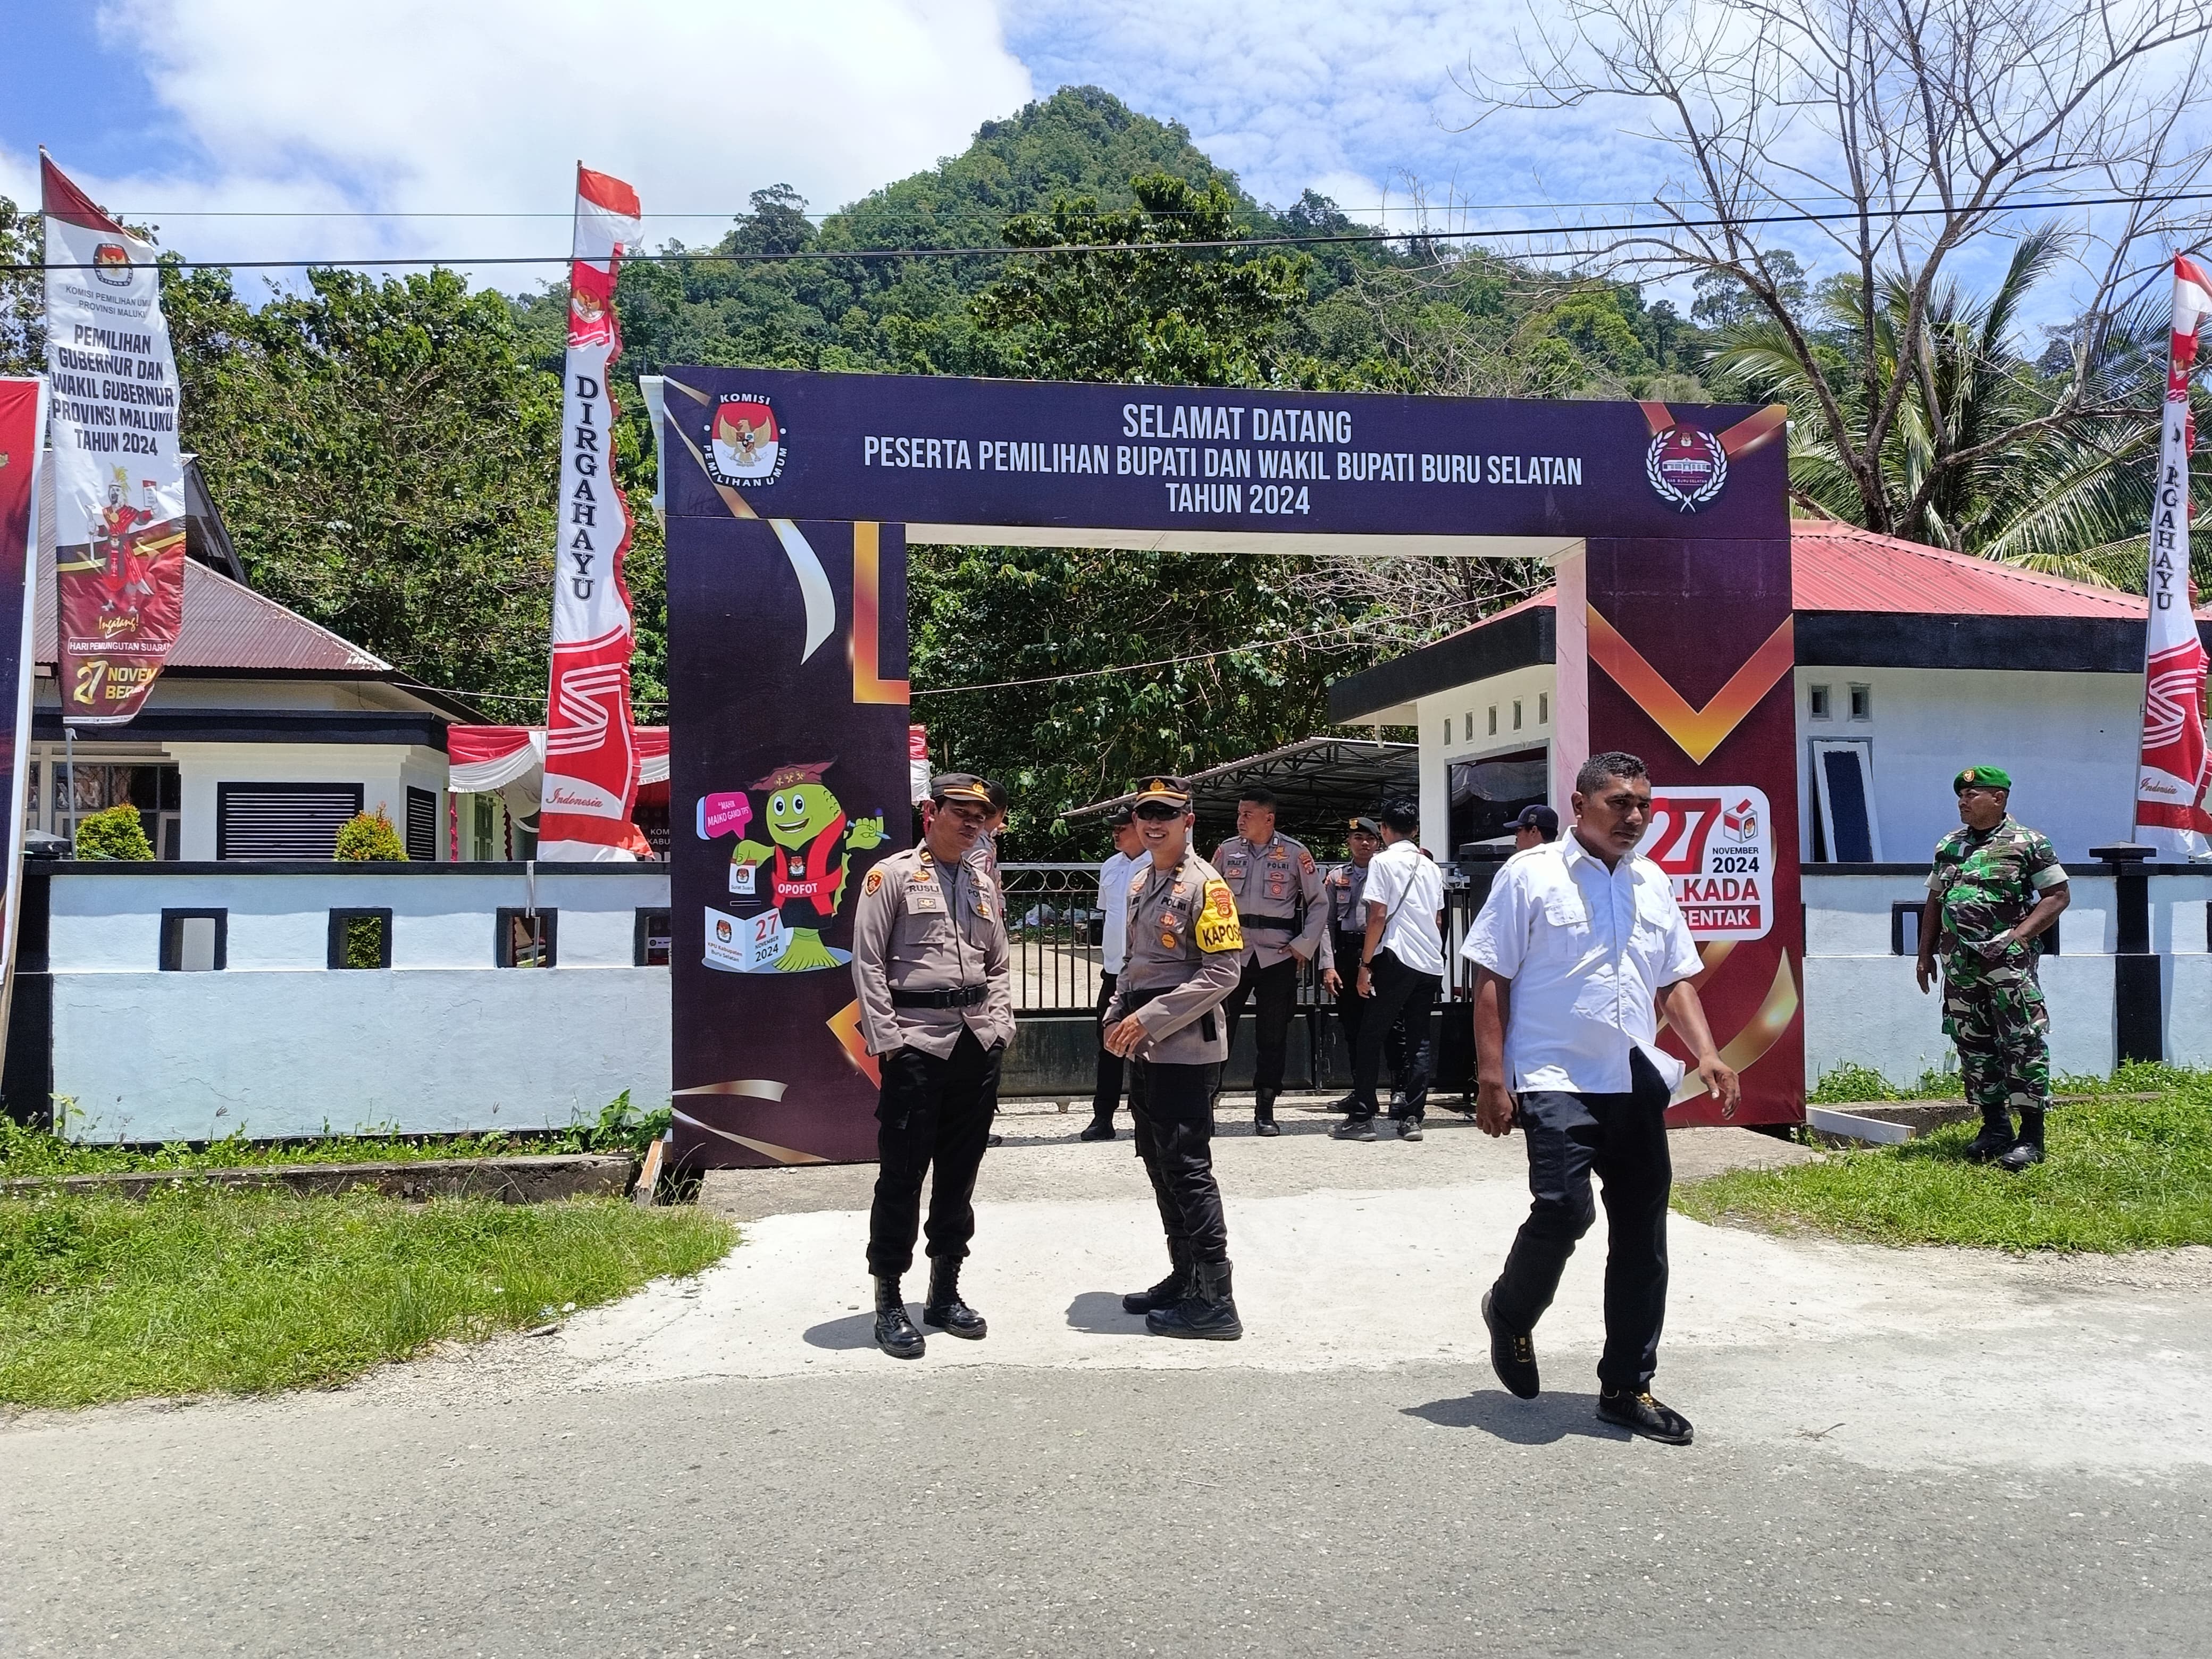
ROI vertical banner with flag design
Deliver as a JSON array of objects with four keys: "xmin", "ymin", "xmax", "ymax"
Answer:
[
  {"xmin": 2135, "ymin": 254, "xmax": 2212, "ymax": 857},
  {"xmin": 539, "ymin": 165, "xmax": 648, "ymax": 860},
  {"xmin": 41, "ymin": 154, "xmax": 185, "ymax": 728},
  {"xmin": 0, "ymin": 381, "xmax": 47, "ymax": 1053}
]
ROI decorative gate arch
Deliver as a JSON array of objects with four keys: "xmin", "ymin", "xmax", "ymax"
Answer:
[{"xmin": 658, "ymin": 370, "xmax": 1799, "ymax": 1166}]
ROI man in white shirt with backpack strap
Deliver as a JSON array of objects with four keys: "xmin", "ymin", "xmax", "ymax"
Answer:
[
  {"xmin": 1462, "ymin": 750, "xmax": 1739, "ymax": 1445},
  {"xmin": 1333, "ymin": 799, "xmax": 1445, "ymax": 1142}
]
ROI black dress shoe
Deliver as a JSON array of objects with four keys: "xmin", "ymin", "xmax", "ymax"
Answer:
[
  {"xmin": 1079, "ymin": 1117, "xmax": 1117, "ymax": 1141},
  {"xmin": 872, "ymin": 1275, "xmax": 925, "ymax": 1360},
  {"xmin": 1482, "ymin": 1291, "xmax": 1538, "ymax": 1399},
  {"xmin": 1254, "ymin": 1116, "xmax": 1281, "ymax": 1137},
  {"xmin": 1597, "ymin": 1388, "xmax": 1694, "ymax": 1445},
  {"xmin": 921, "ymin": 1259, "xmax": 987, "ymax": 1340}
]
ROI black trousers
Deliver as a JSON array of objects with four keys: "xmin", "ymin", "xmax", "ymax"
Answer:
[
  {"xmin": 1489, "ymin": 1049, "xmax": 1673, "ymax": 1392},
  {"xmin": 866, "ymin": 1028, "xmax": 1004, "ymax": 1277},
  {"xmin": 1090, "ymin": 971, "xmax": 1125, "ymax": 1120},
  {"xmin": 1352, "ymin": 950, "xmax": 1438, "ymax": 1119},
  {"xmin": 1333, "ymin": 930, "xmax": 1407, "ymax": 1094},
  {"xmin": 1129, "ymin": 1059, "xmax": 1229, "ymax": 1266},
  {"xmin": 1217, "ymin": 954, "xmax": 1299, "ymax": 1097}
]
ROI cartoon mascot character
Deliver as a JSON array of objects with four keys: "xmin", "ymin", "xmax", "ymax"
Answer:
[{"xmin": 726, "ymin": 761, "xmax": 886, "ymax": 971}]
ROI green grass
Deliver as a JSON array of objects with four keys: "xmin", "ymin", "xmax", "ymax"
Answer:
[
  {"xmin": 1806, "ymin": 1059, "xmax": 2208, "ymax": 1104},
  {"xmin": 1678, "ymin": 1085, "xmax": 2212, "ymax": 1252},
  {"xmin": 3, "ymin": 1091, "xmax": 672, "ymax": 1180},
  {"xmin": 0, "ymin": 1188, "xmax": 733, "ymax": 1408}
]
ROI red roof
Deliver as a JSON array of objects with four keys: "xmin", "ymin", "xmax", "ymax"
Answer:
[
  {"xmin": 1443, "ymin": 521, "xmax": 2202, "ymax": 632},
  {"xmin": 35, "ymin": 541, "xmax": 389, "ymax": 675}
]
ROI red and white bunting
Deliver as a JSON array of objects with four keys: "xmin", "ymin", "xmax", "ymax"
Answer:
[
  {"xmin": 2135, "ymin": 253, "xmax": 2212, "ymax": 857},
  {"xmin": 539, "ymin": 164, "xmax": 648, "ymax": 860}
]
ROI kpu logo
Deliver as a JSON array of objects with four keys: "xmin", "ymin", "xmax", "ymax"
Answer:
[
  {"xmin": 706, "ymin": 393, "xmax": 785, "ymax": 487},
  {"xmin": 1646, "ymin": 423, "xmax": 1728, "ymax": 512},
  {"xmin": 91, "ymin": 242, "xmax": 133, "ymax": 288}
]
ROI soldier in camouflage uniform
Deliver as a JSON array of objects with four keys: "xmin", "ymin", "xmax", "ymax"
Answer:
[{"xmin": 1914, "ymin": 766, "xmax": 2072, "ymax": 1171}]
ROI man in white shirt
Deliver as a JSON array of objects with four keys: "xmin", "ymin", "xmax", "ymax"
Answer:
[
  {"xmin": 1462, "ymin": 750, "xmax": 1739, "ymax": 1446},
  {"xmin": 1082, "ymin": 806, "xmax": 1147, "ymax": 1141},
  {"xmin": 1333, "ymin": 800, "xmax": 1446, "ymax": 1142}
]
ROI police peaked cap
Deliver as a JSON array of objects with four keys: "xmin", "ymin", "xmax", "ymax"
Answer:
[
  {"xmin": 931, "ymin": 773, "xmax": 994, "ymax": 806},
  {"xmin": 1131, "ymin": 776, "xmax": 1193, "ymax": 807}
]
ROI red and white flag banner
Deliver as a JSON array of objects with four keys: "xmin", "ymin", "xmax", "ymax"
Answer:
[
  {"xmin": 41, "ymin": 154, "xmax": 186, "ymax": 728},
  {"xmin": 539, "ymin": 164, "xmax": 648, "ymax": 860},
  {"xmin": 2135, "ymin": 253, "xmax": 2212, "ymax": 857}
]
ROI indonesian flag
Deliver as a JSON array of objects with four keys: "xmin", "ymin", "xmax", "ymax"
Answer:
[
  {"xmin": 2135, "ymin": 253, "xmax": 2212, "ymax": 857},
  {"xmin": 539, "ymin": 165, "xmax": 649, "ymax": 860}
]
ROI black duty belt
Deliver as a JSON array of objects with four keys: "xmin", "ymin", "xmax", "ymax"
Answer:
[
  {"xmin": 891, "ymin": 984, "xmax": 990, "ymax": 1010},
  {"xmin": 1237, "ymin": 914, "xmax": 1296, "ymax": 933}
]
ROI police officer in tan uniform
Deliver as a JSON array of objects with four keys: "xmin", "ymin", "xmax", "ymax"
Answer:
[
  {"xmin": 1103, "ymin": 776, "xmax": 1248, "ymax": 1339},
  {"xmin": 1211, "ymin": 786, "xmax": 1327, "ymax": 1136},
  {"xmin": 850, "ymin": 773, "xmax": 1013, "ymax": 1359}
]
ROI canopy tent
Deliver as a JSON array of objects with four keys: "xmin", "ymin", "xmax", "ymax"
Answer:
[
  {"xmin": 447, "ymin": 725, "xmax": 669, "ymax": 837},
  {"xmin": 1065, "ymin": 736, "xmax": 1417, "ymax": 849}
]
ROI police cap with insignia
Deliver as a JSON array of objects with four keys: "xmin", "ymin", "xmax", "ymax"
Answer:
[
  {"xmin": 1952, "ymin": 765, "xmax": 2013, "ymax": 793},
  {"xmin": 1347, "ymin": 815, "xmax": 1381, "ymax": 836},
  {"xmin": 931, "ymin": 772, "xmax": 994, "ymax": 806},
  {"xmin": 1130, "ymin": 775, "xmax": 1193, "ymax": 807}
]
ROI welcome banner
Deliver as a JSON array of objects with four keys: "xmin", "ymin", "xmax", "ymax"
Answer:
[
  {"xmin": 539, "ymin": 165, "xmax": 648, "ymax": 860},
  {"xmin": 41, "ymin": 154, "xmax": 185, "ymax": 728},
  {"xmin": 2135, "ymin": 253, "xmax": 2212, "ymax": 855}
]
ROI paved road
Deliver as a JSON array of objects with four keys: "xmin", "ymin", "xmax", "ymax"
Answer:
[{"xmin": 4, "ymin": 1109, "xmax": 2208, "ymax": 1657}]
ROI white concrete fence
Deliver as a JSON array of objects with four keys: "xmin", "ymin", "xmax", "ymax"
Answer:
[{"xmin": 9, "ymin": 861, "xmax": 2206, "ymax": 1144}]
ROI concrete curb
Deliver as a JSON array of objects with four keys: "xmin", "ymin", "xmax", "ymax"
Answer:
[
  {"xmin": 0, "ymin": 1153, "xmax": 637, "ymax": 1204},
  {"xmin": 1807, "ymin": 1091, "xmax": 2160, "ymax": 1144}
]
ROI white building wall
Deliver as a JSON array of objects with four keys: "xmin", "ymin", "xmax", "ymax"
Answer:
[
  {"xmin": 1791, "ymin": 666, "xmax": 2142, "ymax": 864},
  {"xmin": 1414, "ymin": 664, "xmax": 1555, "ymax": 854},
  {"xmin": 46, "ymin": 867, "xmax": 671, "ymax": 1142},
  {"xmin": 167, "ymin": 741, "xmax": 449, "ymax": 861}
]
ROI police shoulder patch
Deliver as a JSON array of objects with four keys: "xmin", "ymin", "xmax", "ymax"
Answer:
[
  {"xmin": 863, "ymin": 868, "xmax": 883, "ymax": 896},
  {"xmin": 1299, "ymin": 850, "xmax": 1316, "ymax": 874},
  {"xmin": 1194, "ymin": 877, "xmax": 1244, "ymax": 954}
]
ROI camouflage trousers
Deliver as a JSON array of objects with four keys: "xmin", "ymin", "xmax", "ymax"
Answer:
[{"xmin": 1941, "ymin": 949, "xmax": 2050, "ymax": 1116}]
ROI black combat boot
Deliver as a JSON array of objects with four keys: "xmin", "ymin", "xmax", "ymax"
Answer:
[
  {"xmin": 922, "ymin": 1257, "xmax": 987, "ymax": 1339},
  {"xmin": 1962, "ymin": 1107, "xmax": 2016, "ymax": 1163},
  {"xmin": 1253, "ymin": 1087, "xmax": 1281, "ymax": 1138},
  {"xmin": 1122, "ymin": 1242, "xmax": 1191, "ymax": 1314},
  {"xmin": 1079, "ymin": 1112, "xmax": 1117, "ymax": 1141},
  {"xmin": 873, "ymin": 1275, "xmax": 925, "ymax": 1359},
  {"xmin": 1145, "ymin": 1259, "xmax": 1244, "ymax": 1340},
  {"xmin": 1998, "ymin": 1107, "xmax": 2046, "ymax": 1171}
]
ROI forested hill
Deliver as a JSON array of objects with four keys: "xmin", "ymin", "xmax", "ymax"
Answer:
[{"xmin": 510, "ymin": 83, "xmax": 1707, "ymax": 397}]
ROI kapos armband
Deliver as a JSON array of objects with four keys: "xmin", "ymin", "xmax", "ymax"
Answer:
[{"xmin": 1194, "ymin": 878, "xmax": 1244, "ymax": 953}]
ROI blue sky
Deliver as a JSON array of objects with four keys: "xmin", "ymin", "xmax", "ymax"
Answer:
[
  {"xmin": 0, "ymin": 2, "xmax": 1636, "ymax": 281},
  {"xmin": 0, "ymin": 0, "xmax": 2143, "ymax": 320}
]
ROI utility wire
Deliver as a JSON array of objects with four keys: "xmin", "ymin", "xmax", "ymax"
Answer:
[{"xmin": 18, "ymin": 187, "xmax": 2212, "ymax": 273}]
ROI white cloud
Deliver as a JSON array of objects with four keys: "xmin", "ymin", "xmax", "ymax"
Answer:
[{"xmin": 22, "ymin": 0, "xmax": 1033, "ymax": 287}]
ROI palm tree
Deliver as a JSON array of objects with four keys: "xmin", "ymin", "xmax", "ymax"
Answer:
[{"xmin": 1707, "ymin": 227, "xmax": 2202, "ymax": 588}]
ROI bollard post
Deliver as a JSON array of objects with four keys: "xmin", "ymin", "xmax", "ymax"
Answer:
[{"xmin": 2090, "ymin": 844, "xmax": 2160, "ymax": 1064}]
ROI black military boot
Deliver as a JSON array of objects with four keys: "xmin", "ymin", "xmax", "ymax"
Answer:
[
  {"xmin": 1122, "ymin": 1242, "xmax": 1191, "ymax": 1314},
  {"xmin": 873, "ymin": 1275, "xmax": 925, "ymax": 1359},
  {"xmin": 1999, "ymin": 1107, "xmax": 2046, "ymax": 1171},
  {"xmin": 1079, "ymin": 1111, "xmax": 1117, "ymax": 1141},
  {"xmin": 1963, "ymin": 1107, "xmax": 2016, "ymax": 1163},
  {"xmin": 1145, "ymin": 1260, "xmax": 1244, "ymax": 1340},
  {"xmin": 1253, "ymin": 1087, "xmax": 1281, "ymax": 1138},
  {"xmin": 922, "ymin": 1257, "xmax": 987, "ymax": 1339}
]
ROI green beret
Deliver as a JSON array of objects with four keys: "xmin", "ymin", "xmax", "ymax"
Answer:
[{"xmin": 1953, "ymin": 765, "xmax": 2012, "ymax": 792}]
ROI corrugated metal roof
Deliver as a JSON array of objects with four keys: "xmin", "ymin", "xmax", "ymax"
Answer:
[
  {"xmin": 35, "ymin": 465, "xmax": 389, "ymax": 673},
  {"xmin": 1419, "ymin": 520, "xmax": 2201, "ymax": 638},
  {"xmin": 1786, "ymin": 522, "xmax": 2177, "ymax": 617}
]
